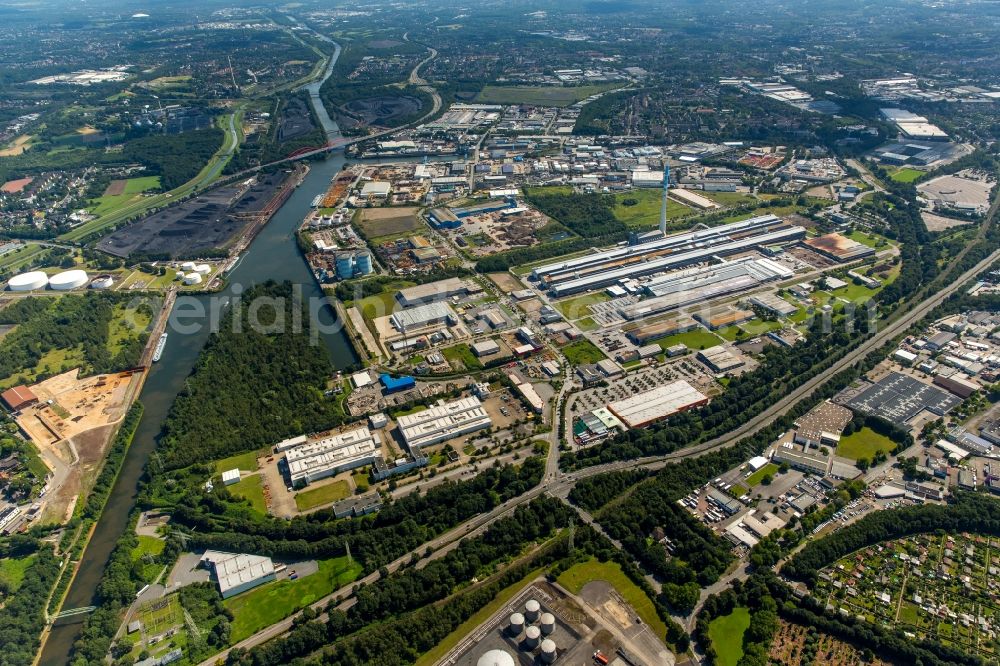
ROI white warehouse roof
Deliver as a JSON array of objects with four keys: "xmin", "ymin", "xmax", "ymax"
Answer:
[
  {"xmin": 201, "ymin": 550, "xmax": 276, "ymax": 598},
  {"xmin": 285, "ymin": 426, "xmax": 381, "ymax": 485},
  {"xmin": 607, "ymin": 380, "xmax": 708, "ymax": 428},
  {"xmin": 397, "ymin": 396, "xmax": 492, "ymax": 448}
]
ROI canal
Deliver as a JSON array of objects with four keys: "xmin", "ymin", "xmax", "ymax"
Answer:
[{"xmin": 39, "ymin": 40, "xmax": 354, "ymax": 665}]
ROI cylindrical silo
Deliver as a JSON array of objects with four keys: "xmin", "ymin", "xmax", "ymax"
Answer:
[
  {"xmin": 524, "ymin": 599, "xmax": 541, "ymax": 623},
  {"xmin": 49, "ymin": 269, "xmax": 88, "ymax": 291},
  {"xmin": 354, "ymin": 251, "xmax": 373, "ymax": 275},
  {"xmin": 336, "ymin": 253, "xmax": 354, "ymax": 279},
  {"xmin": 508, "ymin": 612, "xmax": 524, "ymax": 637},
  {"xmin": 540, "ymin": 639, "xmax": 557, "ymax": 663},
  {"xmin": 524, "ymin": 625, "xmax": 541, "ymax": 649},
  {"xmin": 477, "ymin": 650, "xmax": 515, "ymax": 666},
  {"xmin": 6, "ymin": 271, "xmax": 49, "ymax": 291},
  {"xmin": 540, "ymin": 612, "xmax": 555, "ymax": 635}
]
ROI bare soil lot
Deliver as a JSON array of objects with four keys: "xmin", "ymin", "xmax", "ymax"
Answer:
[{"xmin": 355, "ymin": 206, "xmax": 421, "ymax": 237}]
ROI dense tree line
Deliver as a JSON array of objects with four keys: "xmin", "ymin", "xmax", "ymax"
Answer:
[
  {"xmin": 157, "ymin": 281, "xmax": 352, "ymax": 468},
  {"xmin": 147, "ymin": 456, "xmax": 545, "ymax": 573},
  {"xmin": 523, "ymin": 190, "xmax": 626, "ymax": 238},
  {"xmin": 784, "ymin": 492, "xmax": 1000, "ymax": 585},
  {"xmin": 121, "ymin": 128, "xmax": 223, "ymax": 190},
  {"xmin": 0, "ymin": 293, "xmax": 149, "ymax": 384},
  {"xmin": 0, "ymin": 542, "xmax": 61, "ymax": 666}
]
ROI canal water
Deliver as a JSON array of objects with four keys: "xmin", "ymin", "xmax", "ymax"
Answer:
[{"xmin": 39, "ymin": 44, "xmax": 354, "ymax": 665}]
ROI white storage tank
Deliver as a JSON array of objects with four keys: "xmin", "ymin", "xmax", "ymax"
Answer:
[
  {"xmin": 90, "ymin": 274, "xmax": 114, "ymax": 290},
  {"xmin": 195, "ymin": 263, "xmax": 211, "ymax": 275},
  {"xmin": 49, "ymin": 269, "xmax": 88, "ymax": 291},
  {"xmin": 524, "ymin": 625, "xmax": 541, "ymax": 649},
  {"xmin": 540, "ymin": 612, "xmax": 555, "ymax": 635},
  {"xmin": 182, "ymin": 272, "xmax": 203, "ymax": 286},
  {"xmin": 540, "ymin": 639, "xmax": 557, "ymax": 663},
  {"xmin": 508, "ymin": 612, "xmax": 524, "ymax": 637},
  {"xmin": 6, "ymin": 271, "xmax": 49, "ymax": 291},
  {"xmin": 477, "ymin": 650, "xmax": 515, "ymax": 666},
  {"xmin": 525, "ymin": 599, "xmax": 541, "ymax": 622},
  {"xmin": 180, "ymin": 261, "xmax": 197, "ymax": 271}
]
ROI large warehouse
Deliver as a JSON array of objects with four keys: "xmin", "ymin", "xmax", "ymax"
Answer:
[
  {"xmin": 201, "ymin": 550, "xmax": 276, "ymax": 599},
  {"xmin": 802, "ymin": 233, "xmax": 875, "ymax": 262},
  {"xmin": 390, "ymin": 301, "xmax": 457, "ymax": 333},
  {"xmin": 530, "ymin": 215, "xmax": 804, "ymax": 296},
  {"xmin": 396, "ymin": 277, "xmax": 474, "ymax": 307},
  {"xmin": 617, "ymin": 258, "xmax": 793, "ymax": 321},
  {"xmin": 284, "ymin": 426, "xmax": 382, "ymax": 486},
  {"xmin": 397, "ymin": 396, "xmax": 492, "ymax": 448},
  {"xmin": 607, "ymin": 380, "xmax": 709, "ymax": 428},
  {"xmin": 845, "ymin": 372, "xmax": 961, "ymax": 425}
]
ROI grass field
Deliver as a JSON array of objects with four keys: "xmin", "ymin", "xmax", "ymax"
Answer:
[
  {"xmin": 708, "ymin": 606, "xmax": 751, "ymax": 666},
  {"xmin": 836, "ymin": 427, "xmax": 897, "ymax": 461},
  {"xmin": 649, "ymin": 328, "xmax": 721, "ymax": 351},
  {"xmin": 353, "ymin": 281, "xmax": 415, "ymax": 320},
  {"xmin": 745, "ymin": 463, "xmax": 779, "ymax": 487},
  {"xmin": 131, "ymin": 535, "xmax": 166, "ymax": 582},
  {"xmin": 611, "ymin": 189, "xmax": 693, "ymax": 228},
  {"xmin": 700, "ymin": 191, "xmax": 756, "ymax": 206},
  {"xmin": 0, "ymin": 554, "xmax": 36, "ymax": 592},
  {"xmin": 228, "ymin": 475, "xmax": 267, "ymax": 514},
  {"xmin": 108, "ymin": 302, "xmax": 152, "ymax": 357},
  {"xmin": 225, "ymin": 556, "xmax": 362, "ymax": 642},
  {"xmin": 294, "ymin": 479, "xmax": 351, "ymax": 511},
  {"xmin": 474, "ymin": 84, "xmax": 620, "ymax": 107},
  {"xmin": 442, "ymin": 343, "xmax": 484, "ymax": 370},
  {"xmin": 352, "ymin": 470, "xmax": 370, "ymax": 492},
  {"xmin": 554, "ymin": 292, "xmax": 610, "ymax": 319},
  {"xmin": 214, "ymin": 449, "xmax": 261, "ymax": 474},
  {"xmin": 557, "ymin": 559, "xmax": 669, "ymax": 642},
  {"xmin": 561, "ymin": 339, "xmax": 607, "ymax": 365},
  {"xmin": 512, "ymin": 249, "xmax": 594, "ymax": 276},
  {"xmin": 354, "ymin": 207, "xmax": 421, "ymax": 238},
  {"xmin": 888, "ymin": 167, "xmax": 925, "ymax": 183},
  {"xmin": 0, "ymin": 242, "xmax": 47, "ymax": 273},
  {"xmin": 87, "ymin": 176, "xmax": 161, "ymax": 217}
]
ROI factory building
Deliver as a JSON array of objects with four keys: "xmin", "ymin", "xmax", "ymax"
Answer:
[
  {"xmin": 471, "ymin": 339, "xmax": 501, "ymax": 357},
  {"xmin": 607, "ymin": 380, "xmax": 708, "ymax": 428},
  {"xmin": 749, "ymin": 292, "xmax": 799, "ymax": 318},
  {"xmin": 695, "ymin": 307, "xmax": 756, "ymax": 331},
  {"xmin": 396, "ymin": 396, "xmax": 492, "ymax": 449},
  {"xmin": 530, "ymin": 214, "xmax": 798, "ymax": 291},
  {"xmin": 390, "ymin": 302, "xmax": 457, "ymax": 333},
  {"xmin": 284, "ymin": 426, "xmax": 382, "ymax": 486},
  {"xmin": 396, "ymin": 277, "xmax": 473, "ymax": 307},
  {"xmin": 380, "ymin": 374, "xmax": 416, "ymax": 393},
  {"xmin": 626, "ymin": 316, "xmax": 698, "ymax": 343},
  {"xmin": 1, "ymin": 385, "xmax": 38, "ymax": 412},
  {"xmin": 546, "ymin": 223, "xmax": 805, "ymax": 296},
  {"xmin": 201, "ymin": 550, "xmax": 276, "ymax": 599},
  {"xmin": 802, "ymin": 233, "xmax": 875, "ymax": 262},
  {"xmin": 512, "ymin": 381, "xmax": 545, "ymax": 413},
  {"xmin": 772, "ymin": 442, "xmax": 832, "ymax": 475},
  {"xmin": 698, "ymin": 346, "xmax": 745, "ymax": 373},
  {"xmin": 617, "ymin": 258, "xmax": 794, "ymax": 321}
]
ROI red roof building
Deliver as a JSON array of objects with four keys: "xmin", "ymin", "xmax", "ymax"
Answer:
[{"xmin": 1, "ymin": 385, "xmax": 38, "ymax": 412}]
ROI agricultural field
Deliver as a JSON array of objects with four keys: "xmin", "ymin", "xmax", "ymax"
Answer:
[
  {"xmin": 835, "ymin": 427, "xmax": 898, "ymax": 461},
  {"xmin": 707, "ymin": 606, "xmax": 750, "ymax": 666},
  {"xmin": 87, "ymin": 176, "xmax": 161, "ymax": 217},
  {"xmin": 474, "ymin": 83, "xmax": 620, "ymax": 107},
  {"xmin": 224, "ymin": 556, "xmax": 363, "ymax": 642},
  {"xmin": 811, "ymin": 532, "xmax": 1000, "ymax": 660},
  {"xmin": 353, "ymin": 206, "xmax": 421, "ymax": 238}
]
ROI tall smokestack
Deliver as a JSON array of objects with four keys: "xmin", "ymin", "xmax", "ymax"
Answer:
[{"xmin": 659, "ymin": 164, "xmax": 670, "ymax": 235}]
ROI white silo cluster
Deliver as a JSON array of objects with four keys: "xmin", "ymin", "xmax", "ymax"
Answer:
[
  {"xmin": 6, "ymin": 269, "xmax": 92, "ymax": 292},
  {"xmin": 505, "ymin": 598, "xmax": 558, "ymax": 662},
  {"xmin": 176, "ymin": 261, "xmax": 211, "ymax": 287}
]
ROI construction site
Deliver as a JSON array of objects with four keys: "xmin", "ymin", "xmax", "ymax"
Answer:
[{"xmin": 436, "ymin": 201, "xmax": 562, "ymax": 258}]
